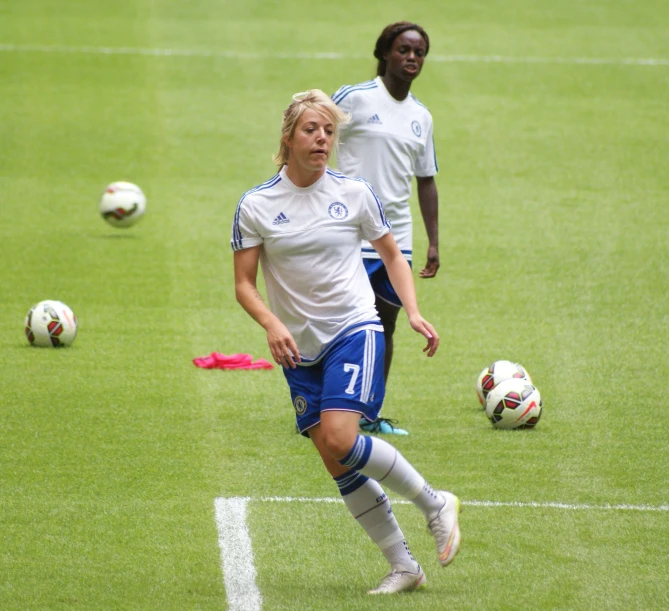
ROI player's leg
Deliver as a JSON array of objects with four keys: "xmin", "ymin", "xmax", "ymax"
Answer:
[
  {"xmin": 318, "ymin": 330, "xmax": 461, "ymax": 568},
  {"xmin": 311, "ymin": 414, "xmax": 425, "ymax": 593},
  {"xmin": 360, "ymin": 259, "xmax": 407, "ymax": 435},
  {"xmin": 337, "ymin": 431, "xmax": 461, "ymax": 568},
  {"xmin": 375, "ymin": 294, "xmax": 401, "ymax": 382},
  {"xmin": 322, "ymin": 410, "xmax": 457, "ymax": 526},
  {"xmin": 284, "ymin": 354, "xmax": 423, "ymax": 591},
  {"xmin": 326, "ymin": 431, "xmax": 462, "ymax": 569},
  {"xmin": 315, "ymin": 330, "xmax": 425, "ymax": 593}
]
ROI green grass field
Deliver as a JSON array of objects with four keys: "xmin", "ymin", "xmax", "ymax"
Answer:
[{"xmin": 2, "ymin": 1, "xmax": 668, "ymax": 609}]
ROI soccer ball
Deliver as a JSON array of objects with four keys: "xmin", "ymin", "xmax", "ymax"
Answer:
[
  {"xmin": 25, "ymin": 300, "xmax": 78, "ymax": 347},
  {"xmin": 476, "ymin": 360, "xmax": 532, "ymax": 406},
  {"xmin": 99, "ymin": 181, "xmax": 146, "ymax": 228},
  {"xmin": 485, "ymin": 378, "xmax": 542, "ymax": 429}
]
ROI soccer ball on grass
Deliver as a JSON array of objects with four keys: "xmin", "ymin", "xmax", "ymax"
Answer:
[
  {"xmin": 484, "ymin": 378, "xmax": 542, "ymax": 429},
  {"xmin": 25, "ymin": 300, "xmax": 78, "ymax": 347},
  {"xmin": 99, "ymin": 181, "xmax": 146, "ymax": 228},
  {"xmin": 476, "ymin": 360, "xmax": 532, "ymax": 406}
]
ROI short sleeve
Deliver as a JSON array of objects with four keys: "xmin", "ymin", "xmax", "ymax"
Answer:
[
  {"xmin": 230, "ymin": 198, "xmax": 263, "ymax": 251},
  {"xmin": 358, "ymin": 180, "xmax": 391, "ymax": 242},
  {"xmin": 415, "ymin": 119, "xmax": 438, "ymax": 177}
]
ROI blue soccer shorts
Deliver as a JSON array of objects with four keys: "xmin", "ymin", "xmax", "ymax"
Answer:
[
  {"xmin": 363, "ymin": 258, "xmax": 412, "ymax": 308},
  {"xmin": 283, "ymin": 328, "xmax": 386, "ymax": 437}
]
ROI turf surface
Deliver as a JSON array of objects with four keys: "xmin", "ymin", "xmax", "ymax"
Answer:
[{"xmin": 1, "ymin": 1, "xmax": 668, "ymax": 609}]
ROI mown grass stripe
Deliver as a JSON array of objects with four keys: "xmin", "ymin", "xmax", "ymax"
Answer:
[{"xmin": 1, "ymin": 43, "xmax": 668, "ymax": 66}]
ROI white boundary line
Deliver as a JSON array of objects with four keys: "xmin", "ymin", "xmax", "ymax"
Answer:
[
  {"xmin": 214, "ymin": 495, "xmax": 667, "ymax": 610},
  {"xmin": 1, "ymin": 43, "xmax": 669, "ymax": 66},
  {"xmin": 230, "ymin": 495, "xmax": 669, "ymax": 512},
  {"xmin": 214, "ymin": 498, "xmax": 262, "ymax": 611}
]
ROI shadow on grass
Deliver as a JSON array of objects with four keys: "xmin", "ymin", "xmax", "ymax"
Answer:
[{"xmin": 96, "ymin": 233, "xmax": 140, "ymax": 239}]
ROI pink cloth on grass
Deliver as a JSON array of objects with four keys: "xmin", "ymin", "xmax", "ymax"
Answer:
[{"xmin": 193, "ymin": 352, "xmax": 274, "ymax": 370}]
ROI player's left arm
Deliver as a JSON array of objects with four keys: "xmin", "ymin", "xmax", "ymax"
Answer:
[
  {"xmin": 416, "ymin": 175, "xmax": 440, "ymax": 279},
  {"xmin": 369, "ymin": 232, "xmax": 439, "ymax": 356}
]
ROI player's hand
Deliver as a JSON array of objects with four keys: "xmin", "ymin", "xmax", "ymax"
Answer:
[
  {"xmin": 265, "ymin": 320, "xmax": 301, "ymax": 368},
  {"xmin": 419, "ymin": 246, "xmax": 440, "ymax": 278},
  {"xmin": 408, "ymin": 314, "xmax": 439, "ymax": 357}
]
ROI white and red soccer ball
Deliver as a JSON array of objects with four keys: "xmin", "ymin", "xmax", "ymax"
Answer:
[
  {"xmin": 476, "ymin": 360, "xmax": 532, "ymax": 405},
  {"xmin": 484, "ymin": 378, "xmax": 542, "ymax": 429},
  {"xmin": 476, "ymin": 360, "xmax": 543, "ymax": 429},
  {"xmin": 25, "ymin": 300, "xmax": 78, "ymax": 347},
  {"xmin": 99, "ymin": 181, "xmax": 146, "ymax": 228}
]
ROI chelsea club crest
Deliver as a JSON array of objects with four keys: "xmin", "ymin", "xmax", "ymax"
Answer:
[
  {"xmin": 294, "ymin": 395, "xmax": 308, "ymax": 415},
  {"xmin": 411, "ymin": 120, "xmax": 422, "ymax": 137},
  {"xmin": 328, "ymin": 202, "xmax": 349, "ymax": 220}
]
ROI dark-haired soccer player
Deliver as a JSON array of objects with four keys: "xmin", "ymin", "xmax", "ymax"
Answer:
[{"xmin": 333, "ymin": 22, "xmax": 440, "ymax": 436}]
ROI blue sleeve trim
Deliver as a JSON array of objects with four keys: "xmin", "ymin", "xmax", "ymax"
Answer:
[
  {"xmin": 231, "ymin": 174, "xmax": 281, "ymax": 250},
  {"xmin": 332, "ymin": 81, "xmax": 377, "ymax": 105}
]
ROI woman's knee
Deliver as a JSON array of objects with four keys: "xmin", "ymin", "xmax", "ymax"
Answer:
[
  {"xmin": 321, "ymin": 426, "xmax": 357, "ymax": 460},
  {"xmin": 309, "ymin": 425, "xmax": 354, "ymax": 475}
]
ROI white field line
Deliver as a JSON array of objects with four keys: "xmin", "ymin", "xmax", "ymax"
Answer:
[
  {"xmin": 214, "ymin": 498, "xmax": 262, "ymax": 611},
  {"xmin": 214, "ymin": 495, "xmax": 667, "ymax": 610},
  {"xmin": 244, "ymin": 495, "xmax": 669, "ymax": 512},
  {"xmin": 1, "ymin": 43, "xmax": 669, "ymax": 66}
]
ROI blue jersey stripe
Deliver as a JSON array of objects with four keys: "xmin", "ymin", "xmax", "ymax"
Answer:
[
  {"xmin": 332, "ymin": 81, "xmax": 376, "ymax": 104},
  {"xmin": 333, "ymin": 82, "xmax": 377, "ymax": 105},
  {"xmin": 360, "ymin": 180, "xmax": 390, "ymax": 228},
  {"xmin": 325, "ymin": 168, "xmax": 347, "ymax": 179},
  {"xmin": 362, "ymin": 247, "xmax": 413, "ymax": 255},
  {"xmin": 332, "ymin": 81, "xmax": 378, "ymax": 105},
  {"xmin": 232, "ymin": 174, "xmax": 282, "ymax": 250}
]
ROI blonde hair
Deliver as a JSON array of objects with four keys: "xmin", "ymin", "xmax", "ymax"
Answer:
[{"xmin": 273, "ymin": 89, "xmax": 350, "ymax": 168}]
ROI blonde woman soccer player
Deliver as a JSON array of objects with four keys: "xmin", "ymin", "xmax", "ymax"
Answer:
[
  {"xmin": 332, "ymin": 22, "xmax": 439, "ymax": 436},
  {"xmin": 231, "ymin": 90, "xmax": 460, "ymax": 594}
]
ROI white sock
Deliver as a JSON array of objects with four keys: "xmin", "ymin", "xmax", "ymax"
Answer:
[
  {"xmin": 334, "ymin": 471, "xmax": 419, "ymax": 572},
  {"xmin": 414, "ymin": 481, "xmax": 446, "ymax": 518},
  {"xmin": 383, "ymin": 540, "xmax": 420, "ymax": 574},
  {"xmin": 340, "ymin": 435, "xmax": 445, "ymax": 517}
]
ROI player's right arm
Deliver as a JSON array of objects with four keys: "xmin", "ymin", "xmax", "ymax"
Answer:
[{"xmin": 233, "ymin": 246, "xmax": 300, "ymax": 368}]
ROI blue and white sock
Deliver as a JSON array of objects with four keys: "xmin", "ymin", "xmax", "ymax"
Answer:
[
  {"xmin": 334, "ymin": 470, "xmax": 419, "ymax": 572},
  {"xmin": 340, "ymin": 435, "xmax": 445, "ymax": 517}
]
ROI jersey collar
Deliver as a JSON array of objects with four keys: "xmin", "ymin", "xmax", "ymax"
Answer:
[
  {"xmin": 280, "ymin": 165, "xmax": 328, "ymax": 193},
  {"xmin": 375, "ymin": 76, "xmax": 411, "ymax": 106}
]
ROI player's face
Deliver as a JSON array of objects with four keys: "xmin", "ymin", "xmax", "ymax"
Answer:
[
  {"xmin": 286, "ymin": 108, "xmax": 335, "ymax": 173},
  {"xmin": 385, "ymin": 30, "xmax": 427, "ymax": 82}
]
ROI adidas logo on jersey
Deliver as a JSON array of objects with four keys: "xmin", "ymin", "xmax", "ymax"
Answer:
[
  {"xmin": 272, "ymin": 212, "xmax": 290, "ymax": 225},
  {"xmin": 367, "ymin": 114, "xmax": 382, "ymax": 124}
]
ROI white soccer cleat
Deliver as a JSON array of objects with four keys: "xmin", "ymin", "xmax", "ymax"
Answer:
[
  {"xmin": 368, "ymin": 567, "xmax": 427, "ymax": 595},
  {"xmin": 427, "ymin": 491, "xmax": 462, "ymax": 567}
]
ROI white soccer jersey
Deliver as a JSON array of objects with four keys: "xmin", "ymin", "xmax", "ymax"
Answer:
[
  {"xmin": 231, "ymin": 166, "xmax": 390, "ymax": 362},
  {"xmin": 332, "ymin": 76, "xmax": 438, "ymax": 261}
]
